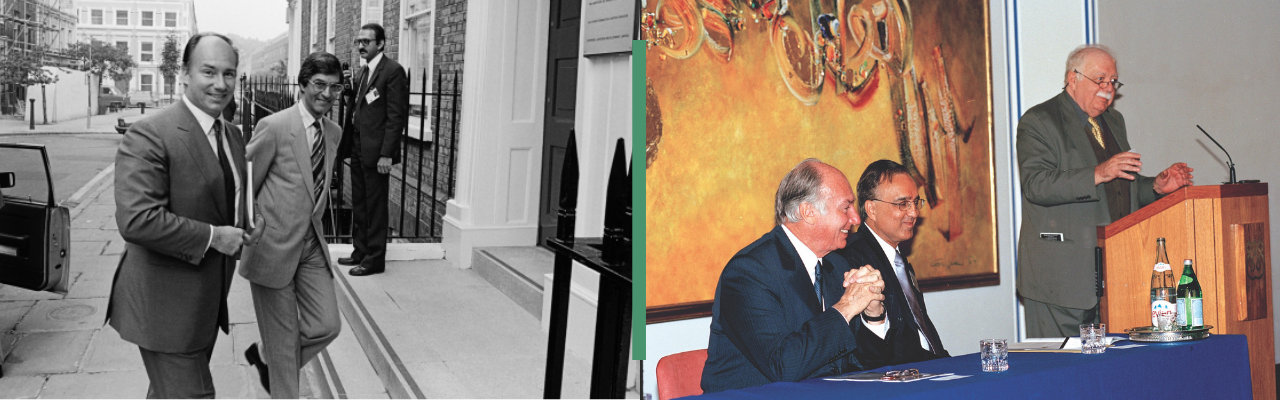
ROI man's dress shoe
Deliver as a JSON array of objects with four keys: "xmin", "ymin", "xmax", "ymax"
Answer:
[
  {"xmin": 245, "ymin": 342, "xmax": 270, "ymax": 393},
  {"xmin": 348, "ymin": 265, "xmax": 385, "ymax": 276}
]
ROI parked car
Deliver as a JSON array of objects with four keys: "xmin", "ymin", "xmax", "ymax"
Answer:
[
  {"xmin": 98, "ymin": 86, "xmax": 129, "ymax": 114},
  {"xmin": 0, "ymin": 144, "xmax": 72, "ymax": 295}
]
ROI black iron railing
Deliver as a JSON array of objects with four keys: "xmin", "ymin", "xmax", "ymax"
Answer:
[{"xmin": 240, "ymin": 69, "xmax": 461, "ymax": 243}]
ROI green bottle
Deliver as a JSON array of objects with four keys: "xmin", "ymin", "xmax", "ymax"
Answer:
[{"xmin": 1176, "ymin": 259, "xmax": 1204, "ymax": 328}]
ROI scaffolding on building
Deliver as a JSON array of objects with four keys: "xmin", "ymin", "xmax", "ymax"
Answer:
[{"xmin": 1, "ymin": 0, "xmax": 79, "ymax": 116}]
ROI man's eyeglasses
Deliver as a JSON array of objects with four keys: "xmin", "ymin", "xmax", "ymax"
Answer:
[
  {"xmin": 1073, "ymin": 69, "xmax": 1123, "ymax": 90},
  {"xmin": 870, "ymin": 198, "xmax": 925, "ymax": 212},
  {"xmin": 308, "ymin": 80, "xmax": 345, "ymax": 94},
  {"xmin": 353, "ymin": 38, "xmax": 373, "ymax": 46}
]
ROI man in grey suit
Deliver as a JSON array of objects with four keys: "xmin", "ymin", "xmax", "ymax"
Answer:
[
  {"xmin": 336, "ymin": 22, "xmax": 409, "ymax": 276},
  {"xmin": 1016, "ymin": 44, "xmax": 1194, "ymax": 337},
  {"xmin": 109, "ymin": 33, "xmax": 249, "ymax": 398},
  {"xmin": 240, "ymin": 52, "xmax": 344, "ymax": 397}
]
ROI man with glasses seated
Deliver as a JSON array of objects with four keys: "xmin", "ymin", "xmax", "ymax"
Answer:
[
  {"xmin": 834, "ymin": 159, "xmax": 950, "ymax": 368},
  {"xmin": 1016, "ymin": 44, "xmax": 1194, "ymax": 337}
]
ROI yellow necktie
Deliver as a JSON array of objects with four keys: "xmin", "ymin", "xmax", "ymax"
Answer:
[{"xmin": 1087, "ymin": 117, "xmax": 1106, "ymax": 149}]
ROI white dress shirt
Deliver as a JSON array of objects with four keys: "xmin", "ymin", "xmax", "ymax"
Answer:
[
  {"xmin": 863, "ymin": 226, "xmax": 931, "ymax": 350},
  {"xmin": 182, "ymin": 95, "xmax": 240, "ymax": 252}
]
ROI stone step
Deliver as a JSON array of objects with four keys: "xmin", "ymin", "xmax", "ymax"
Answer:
[{"xmin": 472, "ymin": 246, "xmax": 554, "ymax": 319}]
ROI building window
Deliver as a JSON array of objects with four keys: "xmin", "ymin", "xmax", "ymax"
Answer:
[
  {"xmin": 165, "ymin": 12, "xmax": 176, "ymax": 27},
  {"xmin": 116, "ymin": 41, "xmax": 128, "ymax": 51},
  {"xmin": 91, "ymin": 10, "xmax": 103, "ymax": 25},
  {"xmin": 362, "ymin": 0, "xmax": 383, "ymax": 25},
  {"xmin": 141, "ymin": 75, "xmax": 153, "ymax": 92},
  {"xmin": 164, "ymin": 76, "xmax": 175, "ymax": 94},
  {"xmin": 142, "ymin": 11, "xmax": 153, "ymax": 27},
  {"xmin": 404, "ymin": 0, "xmax": 434, "ymax": 117},
  {"xmin": 326, "ymin": 0, "xmax": 336, "ymax": 52},
  {"xmin": 117, "ymin": 10, "xmax": 128, "ymax": 25},
  {"xmin": 141, "ymin": 42, "xmax": 153, "ymax": 62}
]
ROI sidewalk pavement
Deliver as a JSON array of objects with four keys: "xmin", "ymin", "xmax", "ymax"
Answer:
[
  {"xmin": 0, "ymin": 149, "xmax": 594, "ymax": 398},
  {"xmin": 0, "ymin": 164, "xmax": 276, "ymax": 398},
  {"xmin": 0, "ymin": 107, "xmax": 153, "ymax": 136}
]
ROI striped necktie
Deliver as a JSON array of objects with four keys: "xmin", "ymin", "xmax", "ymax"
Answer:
[
  {"xmin": 895, "ymin": 250, "xmax": 941, "ymax": 354},
  {"xmin": 1087, "ymin": 117, "xmax": 1106, "ymax": 149},
  {"xmin": 310, "ymin": 120, "xmax": 325, "ymax": 206}
]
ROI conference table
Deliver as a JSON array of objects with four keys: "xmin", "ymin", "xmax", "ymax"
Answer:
[{"xmin": 687, "ymin": 334, "xmax": 1253, "ymax": 399}]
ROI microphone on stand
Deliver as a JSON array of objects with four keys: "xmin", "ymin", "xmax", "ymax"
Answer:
[{"xmin": 1196, "ymin": 125, "xmax": 1237, "ymax": 184}]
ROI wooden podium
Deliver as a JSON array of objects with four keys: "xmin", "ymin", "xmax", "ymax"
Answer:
[{"xmin": 1098, "ymin": 183, "xmax": 1273, "ymax": 399}]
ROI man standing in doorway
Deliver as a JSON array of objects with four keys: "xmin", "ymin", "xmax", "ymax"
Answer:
[{"xmin": 338, "ymin": 22, "xmax": 409, "ymax": 276}]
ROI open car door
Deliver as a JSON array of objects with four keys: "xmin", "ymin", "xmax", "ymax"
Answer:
[{"xmin": 0, "ymin": 143, "xmax": 71, "ymax": 295}]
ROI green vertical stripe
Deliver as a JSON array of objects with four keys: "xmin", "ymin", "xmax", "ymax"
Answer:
[{"xmin": 633, "ymin": 39, "xmax": 647, "ymax": 360}]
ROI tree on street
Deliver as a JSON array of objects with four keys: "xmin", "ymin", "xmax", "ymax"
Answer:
[
  {"xmin": 66, "ymin": 39, "xmax": 137, "ymax": 100},
  {"xmin": 0, "ymin": 47, "xmax": 59, "ymax": 121},
  {"xmin": 160, "ymin": 33, "xmax": 182, "ymax": 103}
]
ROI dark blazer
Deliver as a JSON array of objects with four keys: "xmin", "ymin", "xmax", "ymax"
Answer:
[
  {"xmin": 1016, "ymin": 91, "xmax": 1159, "ymax": 309},
  {"xmin": 339, "ymin": 55, "xmax": 409, "ymax": 165},
  {"xmin": 701, "ymin": 225, "xmax": 883, "ymax": 394},
  {"xmin": 108, "ymin": 102, "xmax": 246, "ymax": 354},
  {"xmin": 835, "ymin": 224, "xmax": 950, "ymax": 369}
]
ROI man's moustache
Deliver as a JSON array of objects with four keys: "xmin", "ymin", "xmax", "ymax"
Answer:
[{"xmin": 1096, "ymin": 91, "xmax": 1113, "ymax": 100}]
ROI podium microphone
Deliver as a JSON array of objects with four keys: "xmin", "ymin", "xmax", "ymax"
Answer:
[{"xmin": 1196, "ymin": 125, "xmax": 1237, "ymax": 184}]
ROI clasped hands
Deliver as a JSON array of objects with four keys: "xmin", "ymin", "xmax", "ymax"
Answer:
[
  {"xmin": 1094, "ymin": 151, "xmax": 1194, "ymax": 194},
  {"xmin": 832, "ymin": 265, "xmax": 887, "ymax": 324},
  {"xmin": 209, "ymin": 214, "xmax": 266, "ymax": 256}
]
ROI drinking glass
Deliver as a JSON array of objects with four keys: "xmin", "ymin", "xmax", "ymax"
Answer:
[
  {"xmin": 980, "ymin": 339, "xmax": 1008, "ymax": 372},
  {"xmin": 1080, "ymin": 323, "xmax": 1107, "ymax": 354}
]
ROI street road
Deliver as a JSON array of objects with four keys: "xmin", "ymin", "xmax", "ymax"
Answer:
[{"xmin": 0, "ymin": 133, "xmax": 120, "ymax": 206}]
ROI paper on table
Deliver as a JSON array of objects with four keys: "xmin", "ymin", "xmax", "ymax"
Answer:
[
  {"xmin": 1009, "ymin": 337, "xmax": 1125, "ymax": 353},
  {"xmin": 823, "ymin": 372, "xmax": 948, "ymax": 382}
]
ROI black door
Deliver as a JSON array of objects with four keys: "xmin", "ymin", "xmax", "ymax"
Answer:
[
  {"xmin": 538, "ymin": 0, "xmax": 581, "ymax": 247},
  {"xmin": 0, "ymin": 143, "xmax": 71, "ymax": 294}
]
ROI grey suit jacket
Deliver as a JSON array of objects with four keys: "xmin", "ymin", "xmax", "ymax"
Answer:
[
  {"xmin": 1015, "ymin": 91, "xmax": 1159, "ymax": 309},
  {"xmin": 108, "ymin": 102, "xmax": 246, "ymax": 353},
  {"xmin": 241, "ymin": 104, "xmax": 340, "ymax": 289}
]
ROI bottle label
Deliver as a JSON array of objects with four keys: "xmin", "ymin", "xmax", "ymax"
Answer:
[
  {"xmin": 1176, "ymin": 297, "xmax": 1205, "ymax": 327},
  {"xmin": 1154, "ymin": 263, "xmax": 1171, "ymax": 272},
  {"xmin": 1152, "ymin": 300, "xmax": 1175, "ymax": 325}
]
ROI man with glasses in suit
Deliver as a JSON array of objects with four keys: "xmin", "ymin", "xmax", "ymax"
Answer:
[
  {"xmin": 835, "ymin": 159, "xmax": 950, "ymax": 368},
  {"xmin": 1016, "ymin": 44, "xmax": 1195, "ymax": 337},
  {"xmin": 240, "ymin": 52, "xmax": 345, "ymax": 398},
  {"xmin": 337, "ymin": 22, "xmax": 409, "ymax": 276}
]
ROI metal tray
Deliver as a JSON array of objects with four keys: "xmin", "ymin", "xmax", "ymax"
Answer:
[{"xmin": 1124, "ymin": 325, "xmax": 1213, "ymax": 342}]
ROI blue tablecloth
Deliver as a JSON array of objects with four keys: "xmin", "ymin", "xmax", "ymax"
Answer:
[{"xmin": 688, "ymin": 334, "xmax": 1252, "ymax": 399}]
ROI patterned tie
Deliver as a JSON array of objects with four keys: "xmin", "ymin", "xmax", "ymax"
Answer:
[
  {"xmin": 1087, "ymin": 117, "xmax": 1106, "ymax": 149},
  {"xmin": 214, "ymin": 121, "xmax": 235, "ymax": 224},
  {"xmin": 813, "ymin": 260, "xmax": 824, "ymax": 310},
  {"xmin": 311, "ymin": 120, "xmax": 325, "ymax": 207},
  {"xmin": 895, "ymin": 250, "xmax": 940, "ymax": 354}
]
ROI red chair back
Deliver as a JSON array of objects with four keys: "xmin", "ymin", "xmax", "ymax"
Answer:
[{"xmin": 656, "ymin": 349, "xmax": 709, "ymax": 400}]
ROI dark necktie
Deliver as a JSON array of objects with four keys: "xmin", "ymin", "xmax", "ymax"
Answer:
[
  {"xmin": 895, "ymin": 250, "xmax": 940, "ymax": 354},
  {"xmin": 813, "ymin": 260, "xmax": 824, "ymax": 310},
  {"xmin": 358, "ymin": 65, "xmax": 370, "ymax": 101},
  {"xmin": 214, "ymin": 121, "xmax": 235, "ymax": 224},
  {"xmin": 311, "ymin": 120, "xmax": 325, "ymax": 207}
]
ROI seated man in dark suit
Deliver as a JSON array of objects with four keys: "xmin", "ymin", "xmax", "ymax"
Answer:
[
  {"xmin": 835, "ymin": 159, "xmax": 950, "ymax": 368},
  {"xmin": 701, "ymin": 158, "xmax": 889, "ymax": 393}
]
